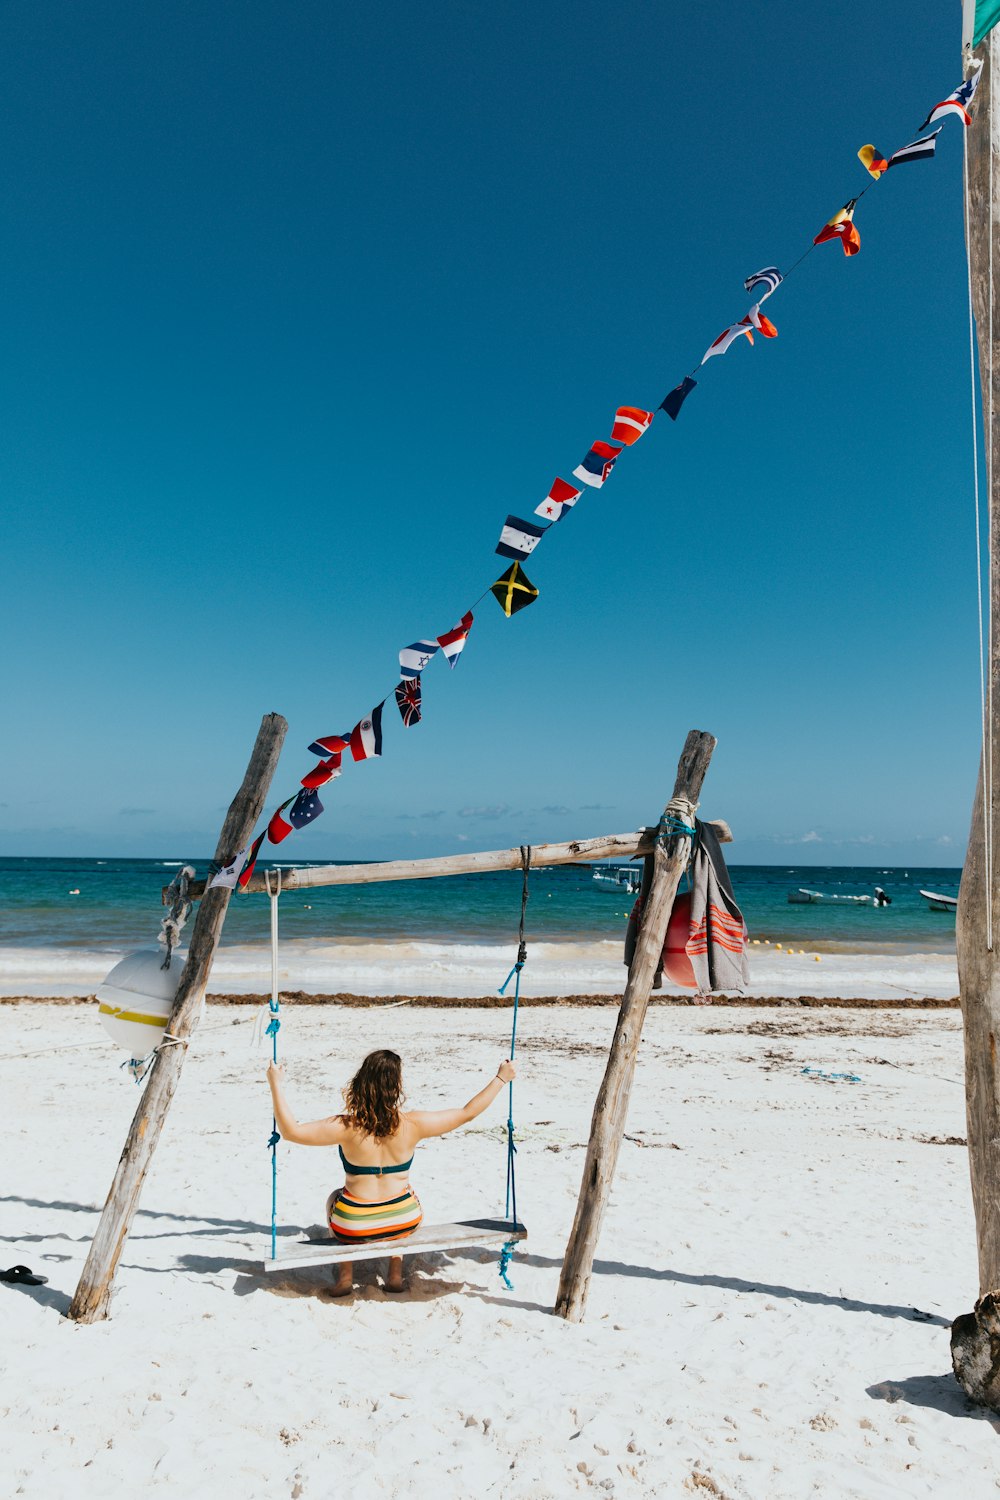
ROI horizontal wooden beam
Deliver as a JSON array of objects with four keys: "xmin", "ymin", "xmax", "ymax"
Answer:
[{"xmin": 187, "ymin": 828, "xmax": 657, "ymax": 898}]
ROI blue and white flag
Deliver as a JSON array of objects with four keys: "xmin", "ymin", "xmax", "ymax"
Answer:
[
  {"xmin": 887, "ymin": 128, "xmax": 942, "ymax": 168},
  {"xmin": 743, "ymin": 266, "xmax": 782, "ymax": 299},
  {"xmin": 399, "ymin": 639, "xmax": 440, "ymax": 679},
  {"xmin": 496, "ymin": 515, "xmax": 547, "ymax": 561}
]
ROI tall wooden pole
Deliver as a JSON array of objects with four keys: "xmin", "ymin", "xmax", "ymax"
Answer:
[
  {"xmin": 952, "ymin": 21, "xmax": 1000, "ymax": 1409},
  {"xmin": 68, "ymin": 712, "xmax": 287, "ymax": 1323},
  {"xmin": 555, "ymin": 729, "xmax": 716, "ymax": 1322},
  {"xmin": 956, "ymin": 28, "xmax": 1000, "ymax": 1297}
]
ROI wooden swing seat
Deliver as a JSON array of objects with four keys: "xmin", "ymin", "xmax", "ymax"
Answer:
[{"xmin": 263, "ymin": 1218, "xmax": 527, "ymax": 1273}]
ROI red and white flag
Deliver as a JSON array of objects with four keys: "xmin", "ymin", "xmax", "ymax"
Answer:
[
  {"xmin": 437, "ymin": 610, "xmax": 473, "ymax": 667},
  {"xmin": 701, "ymin": 321, "xmax": 754, "ymax": 363},
  {"xmin": 301, "ymin": 753, "xmax": 343, "ymax": 789},
  {"xmin": 535, "ymin": 478, "xmax": 581, "ymax": 523},
  {"xmin": 611, "ymin": 406, "xmax": 654, "ymax": 446}
]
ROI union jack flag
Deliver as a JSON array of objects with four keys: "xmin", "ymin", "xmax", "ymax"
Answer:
[{"xmin": 395, "ymin": 677, "xmax": 422, "ymax": 727}]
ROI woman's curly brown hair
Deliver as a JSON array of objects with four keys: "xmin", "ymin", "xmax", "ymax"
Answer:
[{"xmin": 342, "ymin": 1049, "xmax": 404, "ymax": 1140}]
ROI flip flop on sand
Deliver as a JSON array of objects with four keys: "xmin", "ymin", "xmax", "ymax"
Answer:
[{"xmin": 0, "ymin": 1265, "xmax": 48, "ymax": 1286}]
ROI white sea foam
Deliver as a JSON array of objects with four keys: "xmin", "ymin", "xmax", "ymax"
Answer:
[{"xmin": 0, "ymin": 939, "xmax": 960, "ymax": 999}]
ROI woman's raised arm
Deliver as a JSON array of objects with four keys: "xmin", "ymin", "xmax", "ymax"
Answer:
[
  {"xmin": 266, "ymin": 1060, "xmax": 348, "ymax": 1146},
  {"xmin": 408, "ymin": 1059, "xmax": 517, "ymax": 1140}
]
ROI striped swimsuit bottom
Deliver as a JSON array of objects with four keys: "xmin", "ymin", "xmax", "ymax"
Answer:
[{"xmin": 327, "ymin": 1187, "xmax": 423, "ymax": 1244}]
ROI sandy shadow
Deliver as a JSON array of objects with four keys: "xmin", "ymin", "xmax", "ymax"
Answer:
[
  {"xmin": 503, "ymin": 1249, "xmax": 949, "ymax": 1326},
  {"xmin": 1, "ymin": 1279, "xmax": 71, "ymax": 1316},
  {"xmin": 867, "ymin": 1373, "xmax": 1000, "ymax": 1431},
  {"xmin": 0, "ymin": 1193, "xmax": 273, "ymax": 1238}
]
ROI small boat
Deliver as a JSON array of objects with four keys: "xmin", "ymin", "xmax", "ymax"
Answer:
[
  {"xmin": 787, "ymin": 888, "xmax": 871, "ymax": 905},
  {"xmin": 592, "ymin": 864, "xmax": 641, "ymax": 896},
  {"xmin": 920, "ymin": 889, "xmax": 958, "ymax": 912}
]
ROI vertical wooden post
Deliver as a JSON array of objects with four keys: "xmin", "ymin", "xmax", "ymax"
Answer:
[
  {"xmin": 68, "ymin": 712, "xmax": 287, "ymax": 1323},
  {"xmin": 956, "ymin": 28, "xmax": 1000, "ymax": 1300},
  {"xmin": 554, "ymin": 729, "xmax": 717, "ymax": 1322}
]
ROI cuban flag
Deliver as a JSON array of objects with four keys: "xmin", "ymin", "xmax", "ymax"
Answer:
[
  {"xmin": 743, "ymin": 266, "xmax": 782, "ymax": 299},
  {"xmin": 573, "ymin": 440, "xmax": 622, "ymax": 489},
  {"xmin": 496, "ymin": 515, "xmax": 547, "ymax": 561},
  {"xmin": 350, "ymin": 702, "xmax": 384, "ymax": 761},
  {"xmin": 437, "ymin": 610, "xmax": 473, "ymax": 666},
  {"xmin": 534, "ymin": 478, "xmax": 581, "ymax": 523},
  {"xmin": 919, "ymin": 61, "xmax": 983, "ymax": 130},
  {"xmin": 399, "ymin": 639, "xmax": 439, "ymax": 679},
  {"xmin": 308, "ymin": 731, "xmax": 351, "ymax": 758},
  {"xmin": 208, "ymin": 846, "xmax": 248, "ymax": 889},
  {"xmin": 887, "ymin": 128, "xmax": 942, "ymax": 169},
  {"xmin": 267, "ymin": 797, "xmax": 296, "ymax": 845},
  {"xmin": 610, "ymin": 406, "xmax": 654, "ymax": 447},
  {"xmin": 301, "ymin": 753, "xmax": 342, "ymax": 789},
  {"xmin": 289, "ymin": 787, "xmax": 324, "ymax": 828},
  {"xmin": 395, "ymin": 677, "xmax": 422, "ymax": 727}
]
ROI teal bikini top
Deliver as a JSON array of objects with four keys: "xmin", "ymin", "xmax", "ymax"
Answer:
[{"xmin": 339, "ymin": 1145, "xmax": 413, "ymax": 1176}]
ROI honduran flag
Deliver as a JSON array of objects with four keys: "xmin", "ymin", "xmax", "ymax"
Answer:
[
  {"xmin": 436, "ymin": 610, "xmax": 473, "ymax": 666},
  {"xmin": 267, "ymin": 796, "xmax": 296, "ymax": 845},
  {"xmin": 307, "ymin": 731, "xmax": 351, "ymax": 758},
  {"xmin": 887, "ymin": 128, "xmax": 942, "ymax": 168},
  {"xmin": 350, "ymin": 702, "xmax": 384, "ymax": 761},
  {"xmin": 919, "ymin": 61, "xmax": 984, "ymax": 130},
  {"xmin": 301, "ymin": 753, "xmax": 342, "ymax": 789},
  {"xmin": 534, "ymin": 478, "xmax": 581, "ymax": 523},
  {"xmin": 813, "ymin": 200, "xmax": 860, "ymax": 256},
  {"xmin": 288, "ymin": 787, "xmax": 324, "ymax": 828},
  {"xmin": 611, "ymin": 406, "xmax": 654, "ymax": 447},
  {"xmin": 399, "ymin": 639, "xmax": 439, "ymax": 679},
  {"xmin": 496, "ymin": 515, "xmax": 547, "ymax": 560},
  {"xmin": 573, "ymin": 440, "xmax": 622, "ymax": 489}
]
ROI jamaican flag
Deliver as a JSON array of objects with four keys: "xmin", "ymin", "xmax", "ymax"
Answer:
[{"xmin": 491, "ymin": 562, "xmax": 539, "ymax": 617}]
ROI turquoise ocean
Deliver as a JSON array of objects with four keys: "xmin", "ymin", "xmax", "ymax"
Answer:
[{"xmin": 0, "ymin": 857, "xmax": 962, "ymax": 957}]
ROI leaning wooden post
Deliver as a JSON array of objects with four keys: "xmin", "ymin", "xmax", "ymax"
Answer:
[
  {"xmin": 554, "ymin": 729, "xmax": 716, "ymax": 1322},
  {"xmin": 68, "ymin": 711, "xmax": 287, "ymax": 1324}
]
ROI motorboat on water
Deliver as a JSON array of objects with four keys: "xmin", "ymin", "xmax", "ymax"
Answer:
[
  {"xmin": 920, "ymin": 889, "xmax": 958, "ymax": 912},
  {"xmin": 787, "ymin": 888, "xmax": 871, "ymax": 905},
  {"xmin": 592, "ymin": 863, "xmax": 642, "ymax": 896}
]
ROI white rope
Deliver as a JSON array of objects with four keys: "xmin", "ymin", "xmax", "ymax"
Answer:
[
  {"xmin": 965, "ymin": 117, "xmax": 994, "ymax": 951},
  {"xmin": 989, "ymin": 35, "xmax": 996, "ymax": 951}
]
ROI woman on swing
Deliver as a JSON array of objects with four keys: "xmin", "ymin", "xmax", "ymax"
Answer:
[{"xmin": 267, "ymin": 1048, "xmax": 517, "ymax": 1295}]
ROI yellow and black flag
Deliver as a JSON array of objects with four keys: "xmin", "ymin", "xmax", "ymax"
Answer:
[{"xmin": 491, "ymin": 562, "xmax": 539, "ymax": 617}]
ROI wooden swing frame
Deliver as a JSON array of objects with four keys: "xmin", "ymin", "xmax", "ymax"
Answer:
[{"xmin": 68, "ymin": 720, "xmax": 717, "ymax": 1324}]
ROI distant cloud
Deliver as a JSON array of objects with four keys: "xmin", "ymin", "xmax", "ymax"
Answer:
[
  {"xmin": 458, "ymin": 804, "xmax": 512, "ymax": 820},
  {"xmin": 800, "ymin": 830, "xmax": 822, "ymax": 843},
  {"xmin": 456, "ymin": 833, "xmax": 470, "ymax": 842},
  {"xmin": 538, "ymin": 804, "xmax": 572, "ymax": 815},
  {"xmin": 936, "ymin": 834, "xmax": 954, "ymax": 846},
  {"xmin": 119, "ymin": 807, "xmax": 155, "ymax": 817},
  {"xmin": 580, "ymin": 803, "xmax": 615, "ymax": 811},
  {"xmin": 421, "ymin": 810, "xmax": 446, "ymax": 820}
]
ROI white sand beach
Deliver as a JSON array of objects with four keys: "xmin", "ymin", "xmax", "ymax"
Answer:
[{"xmin": 2, "ymin": 998, "xmax": 997, "ymax": 1498}]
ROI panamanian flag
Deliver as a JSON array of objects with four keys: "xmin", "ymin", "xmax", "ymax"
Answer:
[
  {"xmin": 496, "ymin": 515, "xmax": 547, "ymax": 561},
  {"xmin": 307, "ymin": 731, "xmax": 351, "ymax": 758},
  {"xmin": 573, "ymin": 440, "xmax": 622, "ymax": 489},
  {"xmin": 436, "ymin": 610, "xmax": 473, "ymax": 667},
  {"xmin": 535, "ymin": 478, "xmax": 581, "ymax": 523},
  {"xmin": 399, "ymin": 639, "xmax": 439, "ymax": 679},
  {"xmin": 350, "ymin": 702, "xmax": 384, "ymax": 761}
]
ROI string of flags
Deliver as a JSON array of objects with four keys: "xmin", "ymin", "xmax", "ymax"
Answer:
[{"xmin": 211, "ymin": 58, "xmax": 987, "ymax": 892}]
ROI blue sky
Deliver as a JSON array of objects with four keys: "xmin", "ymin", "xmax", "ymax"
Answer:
[{"xmin": 0, "ymin": 0, "xmax": 983, "ymax": 865}]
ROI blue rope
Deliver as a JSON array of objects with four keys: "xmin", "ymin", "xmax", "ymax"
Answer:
[
  {"xmin": 267, "ymin": 998, "xmax": 280, "ymax": 1260},
  {"xmin": 495, "ymin": 846, "xmax": 529, "ymax": 1288},
  {"xmin": 661, "ymin": 815, "xmax": 697, "ymax": 840}
]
